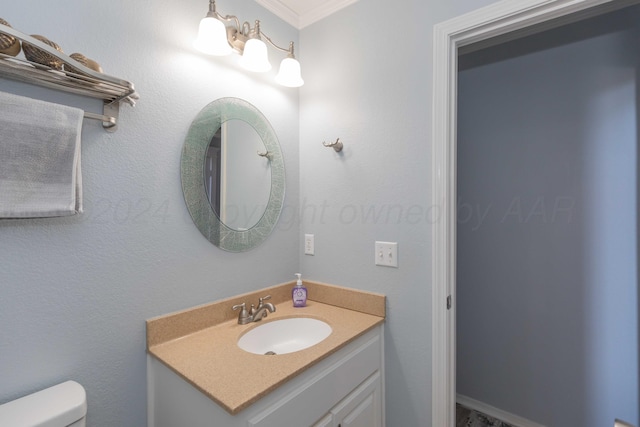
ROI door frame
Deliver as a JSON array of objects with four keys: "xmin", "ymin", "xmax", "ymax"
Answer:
[{"xmin": 430, "ymin": 0, "xmax": 634, "ymax": 425}]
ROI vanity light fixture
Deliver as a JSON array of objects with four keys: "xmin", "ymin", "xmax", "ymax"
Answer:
[{"xmin": 194, "ymin": 0, "xmax": 304, "ymax": 88}]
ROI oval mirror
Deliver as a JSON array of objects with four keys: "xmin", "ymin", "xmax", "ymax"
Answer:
[{"xmin": 181, "ymin": 98, "xmax": 285, "ymax": 252}]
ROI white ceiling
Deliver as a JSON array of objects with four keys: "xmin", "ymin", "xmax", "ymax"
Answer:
[{"xmin": 256, "ymin": 0, "xmax": 358, "ymax": 29}]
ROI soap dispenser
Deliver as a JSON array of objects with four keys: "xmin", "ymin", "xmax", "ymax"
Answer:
[{"xmin": 292, "ymin": 273, "xmax": 307, "ymax": 307}]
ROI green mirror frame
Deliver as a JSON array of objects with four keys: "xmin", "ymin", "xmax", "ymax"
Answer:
[{"xmin": 181, "ymin": 97, "xmax": 285, "ymax": 252}]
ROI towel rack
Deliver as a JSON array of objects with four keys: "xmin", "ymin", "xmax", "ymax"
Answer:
[{"xmin": 0, "ymin": 24, "xmax": 138, "ymax": 132}]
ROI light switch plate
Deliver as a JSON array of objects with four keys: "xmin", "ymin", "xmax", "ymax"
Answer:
[
  {"xmin": 304, "ymin": 234, "xmax": 315, "ymax": 255},
  {"xmin": 375, "ymin": 241, "xmax": 398, "ymax": 267}
]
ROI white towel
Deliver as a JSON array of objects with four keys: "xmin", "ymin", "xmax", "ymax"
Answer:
[{"xmin": 0, "ymin": 91, "xmax": 83, "ymax": 218}]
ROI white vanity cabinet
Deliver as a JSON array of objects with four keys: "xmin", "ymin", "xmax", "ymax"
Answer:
[
  {"xmin": 147, "ymin": 325, "xmax": 384, "ymax": 427},
  {"xmin": 312, "ymin": 371, "xmax": 382, "ymax": 427}
]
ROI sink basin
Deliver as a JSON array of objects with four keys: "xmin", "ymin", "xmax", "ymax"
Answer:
[{"xmin": 237, "ymin": 318, "xmax": 332, "ymax": 355}]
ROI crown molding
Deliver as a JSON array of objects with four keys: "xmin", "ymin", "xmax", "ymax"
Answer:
[{"xmin": 256, "ymin": 0, "xmax": 358, "ymax": 29}]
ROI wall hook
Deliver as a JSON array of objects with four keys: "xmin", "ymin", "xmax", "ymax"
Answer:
[
  {"xmin": 323, "ymin": 138, "xmax": 343, "ymax": 152},
  {"xmin": 257, "ymin": 150, "xmax": 272, "ymax": 159}
]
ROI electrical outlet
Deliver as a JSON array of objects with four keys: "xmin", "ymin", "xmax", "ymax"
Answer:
[
  {"xmin": 375, "ymin": 241, "xmax": 398, "ymax": 267},
  {"xmin": 304, "ymin": 234, "xmax": 315, "ymax": 255}
]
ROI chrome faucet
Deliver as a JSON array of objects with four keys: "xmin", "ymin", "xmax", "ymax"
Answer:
[
  {"xmin": 232, "ymin": 295, "xmax": 276, "ymax": 324},
  {"xmin": 251, "ymin": 295, "xmax": 276, "ymax": 321}
]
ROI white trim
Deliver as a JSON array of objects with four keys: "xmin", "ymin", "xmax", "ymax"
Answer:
[
  {"xmin": 255, "ymin": 0, "xmax": 359, "ymax": 29},
  {"xmin": 298, "ymin": 0, "xmax": 358, "ymax": 28},
  {"xmin": 457, "ymin": 394, "xmax": 547, "ymax": 427},
  {"xmin": 255, "ymin": 0, "xmax": 300, "ymax": 29},
  {"xmin": 430, "ymin": 1, "xmax": 624, "ymax": 426}
]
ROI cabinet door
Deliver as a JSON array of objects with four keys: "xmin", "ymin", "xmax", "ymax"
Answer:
[
  {"xmin": 311, "ymin": 413, "xmax": 333, "ymax": 427},
  {"xmin": 332, "ymin": 372, "xmax": 382, "ymax": 427}
]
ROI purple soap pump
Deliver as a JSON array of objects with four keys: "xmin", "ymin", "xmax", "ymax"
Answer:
[{"xmin": 292, "ymin": 273, "xmax": 307, "ymax": 307}]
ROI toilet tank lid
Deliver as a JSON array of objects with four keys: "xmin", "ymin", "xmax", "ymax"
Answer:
[{"xmin": 0, "ymin": 380, "xmax": 87, "ymax": 427}]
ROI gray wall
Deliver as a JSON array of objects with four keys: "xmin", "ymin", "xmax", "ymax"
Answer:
[
  {"xmin": 0, "ymin": 0, "xmax": 521, "ymax": 426},
  {"xmin": 0, "ymin": 1, "xmax": 299, "ymax": 426},
  {"xmin": 457, "ymin": 9, "xmax": 640, "ymax": 426},
  {"xmin": 297, "ymin": 0, "xmax": 498, "ymax": 425}
]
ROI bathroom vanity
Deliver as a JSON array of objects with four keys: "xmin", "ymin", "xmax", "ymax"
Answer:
[{"xmin": 146, "ymin": 281, "xmax": 385, "ymax": 427}]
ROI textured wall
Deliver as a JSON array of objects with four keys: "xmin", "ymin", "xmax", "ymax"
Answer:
[
  {"xmin": 297, "ymin": 0, "xmax": 499, "ymax": 425},
  {"xmin": 0, "ymin": 0, "xmax": 299, "ymax": 425},
  {"xmin": 0, "ymin": 0, "xmax": 522, "ymax": 425},
  {"xmin": 457, "ymin": 9, "xmax": 640, "ymax": 426}
]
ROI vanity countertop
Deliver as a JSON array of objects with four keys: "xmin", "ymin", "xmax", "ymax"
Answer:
[{"xmin": 146, "ymin": 281, "xmax": 385, "ymax": 414}]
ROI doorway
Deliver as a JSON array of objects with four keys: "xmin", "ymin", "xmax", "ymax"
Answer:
[
  {"xmin": 431, "ymin": 0, "xmax": 640, "ymax": 426},
  {"xmin": 456, "ymin": 6, "xmax": 640, "ymax": 426}
]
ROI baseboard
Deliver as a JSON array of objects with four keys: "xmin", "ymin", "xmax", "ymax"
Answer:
[{"xmin": 456, "ymin": 394, "xmax": 546, "ymax": 427}]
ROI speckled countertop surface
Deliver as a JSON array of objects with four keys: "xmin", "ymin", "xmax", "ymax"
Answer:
[{"xmin": 146, "ymin": 281, "xmax": 385, "ymax": 414}]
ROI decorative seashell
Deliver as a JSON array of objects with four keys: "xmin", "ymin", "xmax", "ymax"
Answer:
[
  {"xmin": 0, "ymin": 18, "xmax": 21, "ymax": 57},
  {"xmin": 64, "ymin": 53, "xmax": 103, "ymax": 84},
  {"xmin": 65, "ymin": 53, "xmax": 90, "ymax": 75},
  {"xmin": 85, "ymin": 57, "xmax": 103, "ymax": 73},
  {"xmin": 22, "ymin": 34, "xmax": 64, "ymax": 70},
  {"xmin": 68, "ymin": 53, "xmax": 102, "ymax": 72}
]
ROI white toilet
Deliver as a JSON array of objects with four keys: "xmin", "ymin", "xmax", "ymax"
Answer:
[{"xmin": 0, "ymin": 381, "xmax": 87, "ymax": 427}]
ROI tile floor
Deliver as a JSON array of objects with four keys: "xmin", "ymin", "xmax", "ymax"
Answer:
[{"xmin": 456, "ymin": 403, "xmax": 516, "ymax": 427}]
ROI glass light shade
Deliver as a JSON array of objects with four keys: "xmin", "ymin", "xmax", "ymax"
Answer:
[
  {"xmin": 275, "ymin": 57, "xmax": 304, "ymax": 87},
  {"xmin": 194, "ymin": 16, "xmax": 232, "ymax": 56},
  {"xmin": 239, "ymin": 39, "xmax": 271, "ymax": 72}
]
